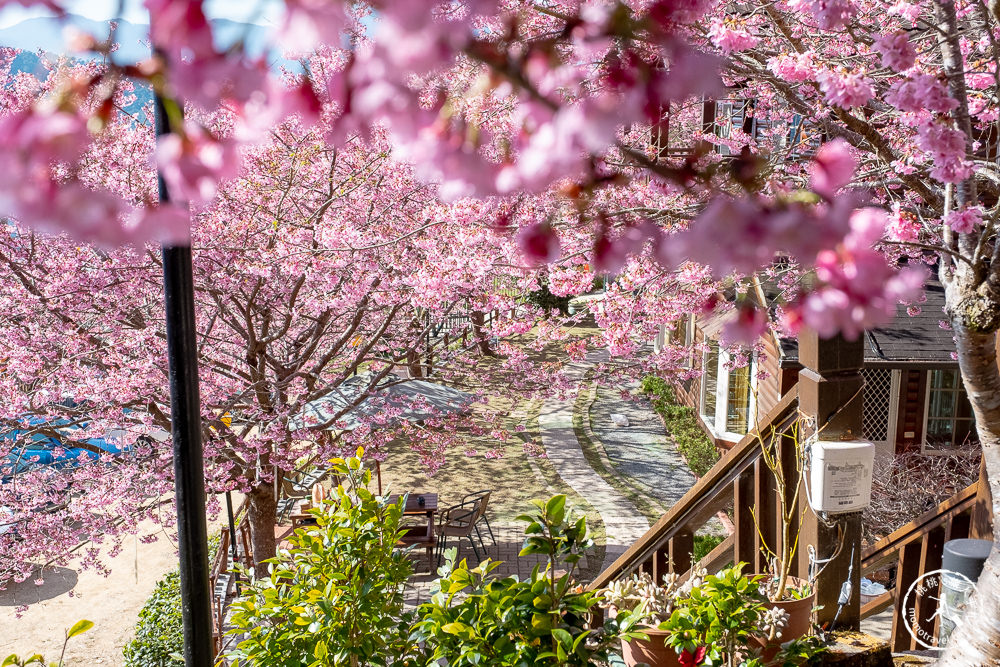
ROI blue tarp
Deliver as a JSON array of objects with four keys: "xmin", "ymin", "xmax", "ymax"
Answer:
[{"xmin": 0, "ymin": 416, "xmax": 128, "ymax": 480}]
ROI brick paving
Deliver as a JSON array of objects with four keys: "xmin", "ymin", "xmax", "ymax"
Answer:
[{"xmin": 402, "ymin": 521, "xmax": 594, "ymax": 607}]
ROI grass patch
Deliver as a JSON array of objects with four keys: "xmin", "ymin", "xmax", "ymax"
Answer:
[{"xmin": 641, "ymin": 375, "xmax": 720, "ymax": 478}]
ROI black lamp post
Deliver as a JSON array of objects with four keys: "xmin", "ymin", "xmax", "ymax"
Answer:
[{"xmin": 155, "ymin": 91, "xmax": 215, "ymax": 665}]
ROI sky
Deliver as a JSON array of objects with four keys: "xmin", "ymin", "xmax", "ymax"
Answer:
[{"xmin": 0, "ymin": 0, "xmax": 286, "ymax": 30}]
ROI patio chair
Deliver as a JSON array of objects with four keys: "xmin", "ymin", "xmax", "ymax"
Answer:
[
  {"xmin": 277, "ymin": 467, "xmax": 334, "ymax": 522},
  {"xmin": 435, "ymin": 499, "xmax": 482, "ymax": 566},
  {"xmin": 461, "ymin": 489, "xmax": 497, "ymax": 554}
]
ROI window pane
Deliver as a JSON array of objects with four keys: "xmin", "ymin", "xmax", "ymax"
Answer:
[
  {"xmin": 702, "ymin": 343, "xmax": 719, "ymax": 427},
  {"xmin": 931, "ymin": 369, "xmax": 955, "ymax": 390},
  {"xmin": 726, "ymin": 364, "xmax": 751, "ymax": 433},
  {"xmin": 925, "ymin": 369, "xmax": 977, "ymax": 450}
]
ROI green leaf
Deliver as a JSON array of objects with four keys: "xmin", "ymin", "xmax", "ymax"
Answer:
[
  {"xmin": 545, "ymin": 495, "xmax": 566, "ymax": 524},
  {"xmin": 2, "ymin": 655, "xmax": 19, "ymax": 667},
  {"xmin": 66, "ymin": 620, "xmax": 94, "ymax": 639},
  {"xmin": 441, "ymin": 622, "xmax": 469, "ymax": 636}
]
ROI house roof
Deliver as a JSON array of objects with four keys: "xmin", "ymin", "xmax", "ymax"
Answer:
[
  {"xmin": 778, "ymin": 280, "xmax": 956, "ymax": 368},
  {"xmin": 289, "ymin": 373, "xmax": 476, "ymax": 431}
]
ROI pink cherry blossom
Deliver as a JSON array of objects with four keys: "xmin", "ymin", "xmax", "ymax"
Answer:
[
  {"xmin": 817, "ymin": 69, "xmax": 874, "ymax": 108},
  {"xmin": 885, "ymin": 74, "xmax": 958, "ymax": 113},
  {"xmin": 156, "ymin": 122, "xmax": 239, "ymax": 205},
  {"xmin": 721, "ymin": 305, "xmax": 768, "ymax": 345},
  {"xmin": 517, "ymin": 223, "xmax": 561, "ymax": 265},
  {"xmin": 708, "ymin": 18, "xmax": 758, "ymax": 53},
  {"xmin": 767, "ymin": 51, "xmax": 818, "ymax": 82},
  {"xmin": 874, "ymin": 32, "xmax": 916, "ymax": 72},
  {"xmin": 810, "ymin": 139, "xmax": 856, "ymax": 198},
  {"xmin": 788, "ymin": 0, "xmax": 857, "ymax": 29},
  {"xmin": 944, "ymin": 207, "xmax": 984, "ymax": 234}
]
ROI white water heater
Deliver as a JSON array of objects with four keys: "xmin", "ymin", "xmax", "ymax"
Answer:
[{"xmin": 809, "ymin": 439, "xmax": 876, "ymax": 513}]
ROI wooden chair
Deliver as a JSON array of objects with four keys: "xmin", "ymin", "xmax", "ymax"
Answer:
[
  {"xmin": 435, "ymin": 499, "xmax": 482, "ymax": 566},
  {"xmin": 461, "ymin": 489, "xmax": 497, "ymax": 554}
]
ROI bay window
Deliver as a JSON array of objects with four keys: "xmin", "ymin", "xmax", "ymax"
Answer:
[{"xmin": 701, "ymin": 341, "xmax": 755, "ymax": 440}]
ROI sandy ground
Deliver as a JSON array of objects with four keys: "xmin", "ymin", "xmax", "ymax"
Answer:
[{"xmin": 0, "ymin": 507, "xmax": 230, "ymax": 666}]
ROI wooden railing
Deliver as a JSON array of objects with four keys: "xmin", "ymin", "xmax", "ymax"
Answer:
[
  {"xmin": 859, "ymin": 463, "xmax": 993, "ymax": 651},
  {"xmin": 210, "ymin": 498, "xmax": 253, "ymax": 658},
  {"xmin": 590, "ymin": 388, "xmax": 801, "ymax": 589},
  {"xmin": 590, "ymin": 382, "xmax": 994, "ymax": 649}
]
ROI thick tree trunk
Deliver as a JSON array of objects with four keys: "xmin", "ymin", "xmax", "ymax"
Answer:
[
  {"xmin": 470, "ymin": 310, "xmax": 495, "ymax": 357},
  {"xmin": 938, "ymin": 324, "xmax": 1000, "ymax": 664},
  {"xmin": 247, "ymin": 482, "xmax": 277, "ymax": 579}
]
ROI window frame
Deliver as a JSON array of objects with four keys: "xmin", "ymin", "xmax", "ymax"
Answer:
[
  {"xmin": 700, "ymin": 341, "xmax": 757, "ymax": 442},
  {"xmin": 921, "ymin": 368, "xmax": 976, "ymax": 455}
]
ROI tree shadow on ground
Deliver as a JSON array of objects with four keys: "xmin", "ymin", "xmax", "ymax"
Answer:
[{"xmin": 0, "ymin": 566, "xmax": 78, "ymax": 606}]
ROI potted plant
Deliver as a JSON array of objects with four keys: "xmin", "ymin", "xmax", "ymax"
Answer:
[
  {"xmin": 599, "ymin": 569, "xmax": 704, "ymax": 667},
  {"xmin": 751, "ymin": 418, "xmax": 818, "ymax": 656},
  {"xmin": 661, "ymin": 563, "xmax": 793, "ymax": 667}
]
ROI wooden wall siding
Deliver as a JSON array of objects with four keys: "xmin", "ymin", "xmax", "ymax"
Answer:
[
  {"xmin": 673, "ymin": 329, "xmax": 704, "ymax": 411},
  {"xmin": 895, "ymin": 369, "xmax": 927, "ymax": 453},
  {"xmin": 755, "ymin": 335, "xmax": 783, "ymax": 417}
]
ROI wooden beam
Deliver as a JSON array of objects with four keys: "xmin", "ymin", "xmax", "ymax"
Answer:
[
  {"xmin": 797, "ymin": 328, "xmax": 865, "ymax": 631},
  {"xmin": 892, "ymin": 541, "xmax": 923, "ymax": 652}
]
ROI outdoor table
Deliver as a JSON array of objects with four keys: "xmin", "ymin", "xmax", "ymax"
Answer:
[
  {"xmin": 289, "ymin": 499, "xmax": 319, "ymax": 529},
  {"xmin": 389, "ymin": 493, "xmax": 438, "ymax": 572}
]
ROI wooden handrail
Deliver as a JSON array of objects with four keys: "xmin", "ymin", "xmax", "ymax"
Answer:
[
  {"xmin": 861, "ymin": 483, "xmax": 978, "ymax": 573},
  {"xmin": 589, "ymin": 387, "xmax": 799, "ymax": 589},
  {"xmin": 858, "ymin": 474, "xmax": 989, "ymax": 651}
]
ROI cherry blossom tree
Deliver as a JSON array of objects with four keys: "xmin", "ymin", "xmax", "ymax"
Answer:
[
  {"xmin": 2, "ymin": 0, "xmax": 999, "ymax": 659},
  {"xmin": 0, "ymin": 55, "xmax": 569, "ymax": 578}
]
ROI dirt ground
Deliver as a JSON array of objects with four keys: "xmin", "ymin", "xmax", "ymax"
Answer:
[{"xmin": 0, "ymin": 508, "xmax": 230, "ymax": 666}]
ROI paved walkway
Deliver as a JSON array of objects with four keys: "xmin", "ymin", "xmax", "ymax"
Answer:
[
  {"xmin": 538, "ymin": 352, "xmax": 650, "ymax": 572},
  {"xmin": 590, "ymin": 382, "xmax": 698, "ymax": 509}
]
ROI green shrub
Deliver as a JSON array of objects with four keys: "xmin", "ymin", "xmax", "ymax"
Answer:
[
  {"xmin": 226, "ymin": 452, "xmax": 415, "ymax": 666},
  {"xmin": 413, "ymin": 495, "xmax": 627, "ymax": 666},
  {"xmin": 123, "ymin": 571, "xmax": 184, "ymax": 667},
  {"xmin": 124, "ymin": 535, "xmax": 220, "ymax": 667},
  {"xmin": 525, "ymin": 281, "xmax": 571, "ymax": 315},
  {"xmin": 642, "ymin": 375, "xmax": 720, "ymax": 477},
  {"xmin": 692, "ymin": 534, "xmax": 725, "ymax": 563}
]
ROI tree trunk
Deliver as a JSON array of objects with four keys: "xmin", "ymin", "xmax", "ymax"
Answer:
[
  {"xmin": 247, "ymin": 481, "xmax": 277, "ymax": 579},
  {"xmin": 470, "ymin": 310, "xmax": 495, "ymax": 357},
  {"xmin": 938, "ymin": 324, "xmax": 1000, "ymax": 664}
]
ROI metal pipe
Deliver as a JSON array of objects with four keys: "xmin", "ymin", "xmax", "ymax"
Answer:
[
  {"xmin": 156, "ymin": 91, "xmax": 214, "ymax": 666},
  {"xmin": 226, "ymin": 490, "xmax": 241, "ymax": 596}
]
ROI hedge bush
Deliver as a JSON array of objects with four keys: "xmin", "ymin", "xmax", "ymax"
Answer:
[
  {"xmin": 641, "ymin": 375, "xmax": 720, "ymax": 477},
  {"xmin": 123, "ymin": 570, "xmax": 184, "ymax": 667}
]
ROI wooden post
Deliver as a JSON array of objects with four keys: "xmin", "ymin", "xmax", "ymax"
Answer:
[{"xmin": 796, "ymin": 328, "xmax": 864, "ymax": 631}]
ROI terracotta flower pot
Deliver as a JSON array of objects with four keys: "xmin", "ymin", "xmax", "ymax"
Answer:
[
  {"xmin": 750, "ymin": 579, "xmax": 816, "ymax": 664},
  {"xmin": 621, "ymin": 627, "xmax": 682, "ymax": 667}
]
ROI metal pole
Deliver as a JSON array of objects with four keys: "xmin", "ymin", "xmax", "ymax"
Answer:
[
  {"xmin": 156, "ymin": 92, "xmax": 214, "ymax": 665},
  {"xmin": 226, "ymin": 490, "xmax": 241, "ymax": 596}
]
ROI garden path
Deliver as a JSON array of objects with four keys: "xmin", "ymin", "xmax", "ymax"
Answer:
[
  {"xmin": 590, "ymin": 382, "xmax": 698, "ymax": 509},
  {"xmin": 537, "ymin": 351, "xmax": 650, "ymax": 572}
]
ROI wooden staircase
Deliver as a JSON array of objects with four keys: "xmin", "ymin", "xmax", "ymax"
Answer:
[{"xmin": 589, "ymin": 383, "xmax": 993, "ymax": 647}]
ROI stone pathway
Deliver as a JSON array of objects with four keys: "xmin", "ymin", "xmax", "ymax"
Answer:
[
  {"xmin": 590, "ymin": 382, "xmax": 697, "ymax": 509},
  {"xmin": 538, "ymin": 352, "xmax": 650, "ymax": 572}
]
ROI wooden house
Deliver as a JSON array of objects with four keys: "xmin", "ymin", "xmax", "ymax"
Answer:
[{"xmin": 662, "ymin": 280, "xmax": 976, "ymax": 459}]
